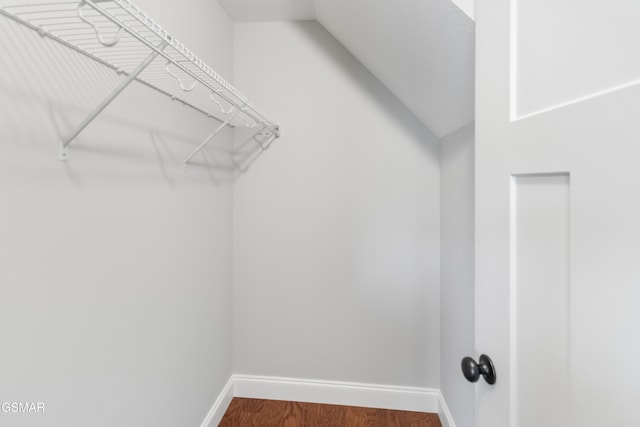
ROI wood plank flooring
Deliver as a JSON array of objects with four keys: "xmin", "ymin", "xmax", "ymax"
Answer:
[{"xmin": 219, "ymin": 398, "xmax": 443, "ymax": 427}]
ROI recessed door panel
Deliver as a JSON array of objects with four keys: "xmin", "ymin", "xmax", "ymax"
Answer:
[{"xmin": 511, "ymin": 174, "xmax": 570, "ymax": 427}]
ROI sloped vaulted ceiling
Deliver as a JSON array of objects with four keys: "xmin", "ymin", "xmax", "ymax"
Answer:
[{"xmin": 217, "ymin": 0, "xmax": 475, "ymax": 138}]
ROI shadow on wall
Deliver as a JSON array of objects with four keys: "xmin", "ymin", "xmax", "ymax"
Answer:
[
  {"xmin": 291, "ymin": 21, "xmax": 440, "ymax": 159},
  {"xmin": 0, "ymin": 12, "xmax": 243, "ymax": 183}
]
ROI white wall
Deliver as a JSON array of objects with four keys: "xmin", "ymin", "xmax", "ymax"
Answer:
[
  {"xmin": 232, "ymin": 21, "xmax": 441, "ymax": 388},
  {"xmin": 0, "ymin": 1, "xmax": 234, "ymax": 426},
  {"xmin": 440, "ymin": 123, "xmax": 475, "ymax": 427}
]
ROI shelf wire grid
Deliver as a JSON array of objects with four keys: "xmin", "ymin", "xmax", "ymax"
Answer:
[{"xmin": 0, "ymin": 0, "xmax": 279, "ymax": 138}]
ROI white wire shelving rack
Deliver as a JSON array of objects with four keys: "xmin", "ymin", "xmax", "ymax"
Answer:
[{"xmin": 0, "ymin": 0, "xmax": 280, "ymax": 170}]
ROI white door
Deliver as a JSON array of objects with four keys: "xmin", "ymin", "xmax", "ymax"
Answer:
[{"xmin": 475, "ymin": 0, "xmax": 640, "ymax": 426}]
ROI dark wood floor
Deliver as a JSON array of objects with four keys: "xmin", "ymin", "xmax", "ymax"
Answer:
[{"xmin": 219, "ymin": 398, "xmax": 442, "ymax": 427}]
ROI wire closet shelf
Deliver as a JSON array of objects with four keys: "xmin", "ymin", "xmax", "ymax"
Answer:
[{"xmin": 0, "ymin": 0, "xmax": 280, "ymax": 169}]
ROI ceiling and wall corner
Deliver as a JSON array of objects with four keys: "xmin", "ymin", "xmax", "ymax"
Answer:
[
  {"xmin": 217, "ymin": 0, "xmax": 316, "ymax": 22},
  {"xmin": 451, "ymin": 0, "xmax": 475, "ymax": 21},
  {"xmin": 216, "ymin": 0, "xmax": 475, "ymax": 138}
]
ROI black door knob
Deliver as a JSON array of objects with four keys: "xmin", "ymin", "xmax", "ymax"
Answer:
[{"xmin": 461, "ymin": 354, "xmax": 496, "ymax": 385}]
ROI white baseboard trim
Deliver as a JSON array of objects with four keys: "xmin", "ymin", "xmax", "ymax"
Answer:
[
  {"xmin": 232, "ymin": 374, "xmax": 440, "ymax": 414},
  {"xmin": 199, "ymin": 376, "xmax": 234, "ymax": 427},
  {"xmin": 200, "ymin": 374, "xmax": 447, "ymax": 426},
  {"xmin": 438, "ymin": 392, "xmax": 457, "ymax": 427}
]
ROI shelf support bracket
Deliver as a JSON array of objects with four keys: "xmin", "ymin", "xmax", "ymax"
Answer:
[
  {"xmin": 229, "ymin": 127, "xmax": 276, "ymax": 172},
  {"xmin": 59, "ymin": 43, "xmax": 166, "ymax": 161},
  {"xmin": 183, "ymin": 109, "xmax": 239, "ymax": 168}
]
